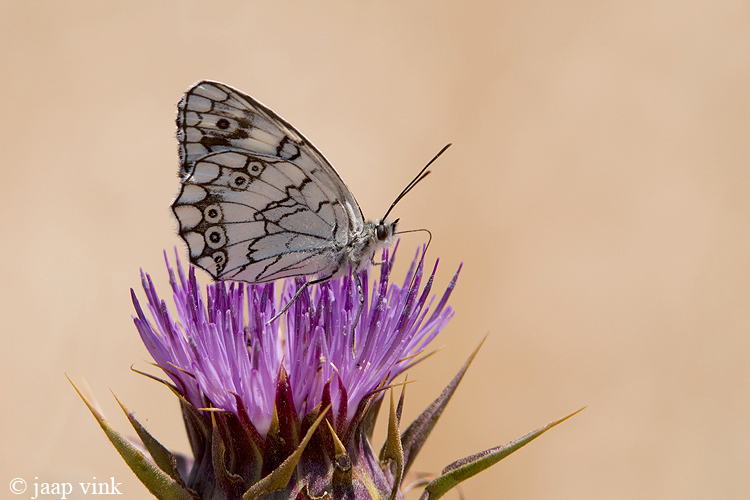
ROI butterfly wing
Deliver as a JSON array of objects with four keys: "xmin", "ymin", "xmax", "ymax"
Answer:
[
  {"xmin": 177, "ymin": 80, "xmax": 364, "ymax": 231},
  {"xmin": 172, "ymin": 150, "xmax": 351, "ymax": 281},
  {"xmin": 173, "ymin": 81, "xmax": 365, "ymax": 282}
]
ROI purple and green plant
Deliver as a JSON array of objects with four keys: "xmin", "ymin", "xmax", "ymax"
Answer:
[{"xmin": 73, "ymin": 246, "xmax": 580, "ymax": 499}]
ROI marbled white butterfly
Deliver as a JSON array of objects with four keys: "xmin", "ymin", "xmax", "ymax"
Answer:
[{"xmin": 172, "ymin": 81, "xmax": 448, "ymax": 323}]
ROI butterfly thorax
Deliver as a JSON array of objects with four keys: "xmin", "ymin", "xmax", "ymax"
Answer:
[{"xmin": 336, "ymin": 219, "xmax": 397, "ymax": 276}]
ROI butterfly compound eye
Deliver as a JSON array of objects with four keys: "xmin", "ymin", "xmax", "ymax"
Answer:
[{"xmin": 376, "ymin": 223, "xmax": 389, "ymax": 241}]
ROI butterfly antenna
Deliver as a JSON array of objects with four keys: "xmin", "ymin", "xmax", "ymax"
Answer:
[
  {"xmin": 393, "ymin": 228, "xmax": 433, "ymax": 302},
  {"xmin": 381, "ymin": 143, "xmax": 452, "ymax": 221},
  {"xmin": 394, "ymin": 228, "xmax": 433, "ymax": 253}
]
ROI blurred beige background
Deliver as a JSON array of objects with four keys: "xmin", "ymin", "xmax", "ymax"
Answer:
[{"xmin": 2, "ymin": 1, "xmax": 749, "ymax": 498}]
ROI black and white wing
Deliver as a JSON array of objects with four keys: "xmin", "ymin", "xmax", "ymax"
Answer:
[{"xmin": 172, "ymin": 81, "xmax": 364, "ymax": 282}]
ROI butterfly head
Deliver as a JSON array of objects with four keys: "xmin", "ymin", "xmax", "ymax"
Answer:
[
  {"xmin": 375, "ymin": 218, "xmax": 399, "ymax": 243},
  {"xmin": 344, "ymin": 218, "xmax": 398, "ymax": 274}
]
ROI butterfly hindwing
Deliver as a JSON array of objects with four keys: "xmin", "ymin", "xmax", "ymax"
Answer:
[{"xmin": 172, "ymin": 150, "xmax": 351, "ymax": 282}]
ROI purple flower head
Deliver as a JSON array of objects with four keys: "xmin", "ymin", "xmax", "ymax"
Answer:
[
  {"xmin": 122, "ymin": 244, "xmax": 475, "ymax": 499},
  {"xmin": 133, "ymin": 244, "xmax": 458, "ymax": 438}
]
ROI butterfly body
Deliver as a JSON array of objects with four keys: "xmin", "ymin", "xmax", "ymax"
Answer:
[{"xmin": 172, "ymin": 81, "xmax": 398, "ymax": 285}]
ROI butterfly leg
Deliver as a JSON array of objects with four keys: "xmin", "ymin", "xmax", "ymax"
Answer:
[
  {"xmin": 267, "ymin": 274, "xmax": 334, "ymax": 324},
  {"xmin": 348, "ymin": 270, "xmax": 366, "ymax": 353},
  {"xmin": 370, "ymin": 256, "xmax": 385, "ymax": 267},
  {"xmin": 352, "ymin": 270, "xmax": 365, "ymax": 330}
]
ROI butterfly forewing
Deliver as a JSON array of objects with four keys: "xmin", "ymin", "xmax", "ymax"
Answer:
[{"xmin": 177, "ymin": 81, "xmax": 364, "ymax": 230}]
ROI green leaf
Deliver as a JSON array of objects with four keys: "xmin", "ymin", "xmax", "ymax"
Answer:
[
  {"xmin": 419, "ymin": 408, "xmax": 585, "ymax": 500},
  {"xmin": 210, "ymin": 412, "xmax": 245, "ymax": 497},
  {"xmin": 325, "ymin": 418, "xmax": 352, "ymax": 473},
  {"xmin": 69, "ymin": 377, "xmax": 195, "ymax": 500},
  {"xmin": 113, "ymin": 393, "xmax": 188, "ymax": 488},
  {"xmin": 379, "ymin": 390, "xmax": 404, "ymax": 500},
  {"xmin": 242, "ymin": 405, "xmax": 331, "ymax": 500},
  {"xmin": 401, "ymin": 335, "xmax": 487, "ymax": 475}
]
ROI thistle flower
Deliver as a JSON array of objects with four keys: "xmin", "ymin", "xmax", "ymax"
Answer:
[{"xmin": 73, "ymin": 246, "xmax": 580, "ymax": 500}]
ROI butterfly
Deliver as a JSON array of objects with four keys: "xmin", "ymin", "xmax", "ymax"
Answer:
[{"xmin": 171, "ymin": 80, "xmax": 448, "ymax": 324}]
